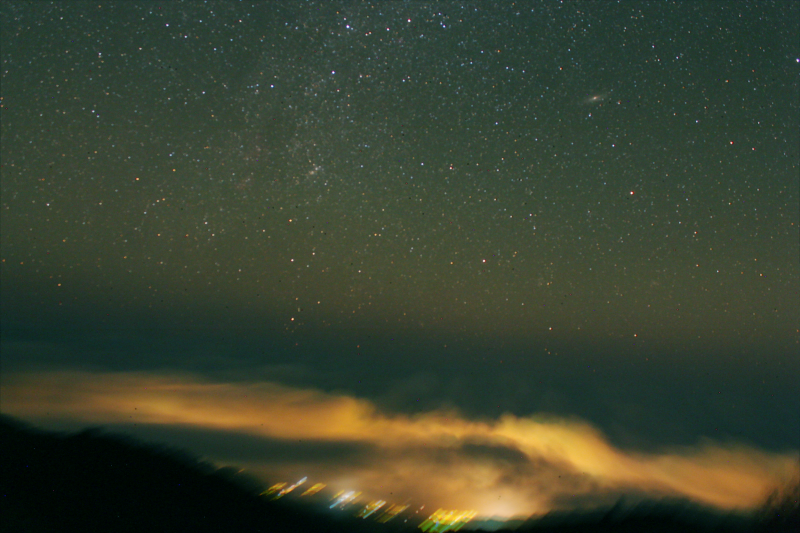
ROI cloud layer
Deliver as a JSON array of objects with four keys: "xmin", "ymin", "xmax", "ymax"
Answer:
[{"xmin": 2, "ymin": 370, "xmax": 796, "ymax": 516}]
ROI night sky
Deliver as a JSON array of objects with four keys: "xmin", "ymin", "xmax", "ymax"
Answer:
[{"xmin": 2, "ymin": 1, "xmax": 798, "ymax": 517}]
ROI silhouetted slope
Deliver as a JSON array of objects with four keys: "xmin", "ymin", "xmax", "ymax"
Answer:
[
  {"xmin": 755, "ymin": 477, "xmax": 800, "ymax": 533},
  {"xmin": 512, "ymin": 497, "xmax": 751, "ymax": 533},
  {"xmin": 0, "ymin": 415, "xmax": 390, "ymax": 533},
  {"xmin": 478, "ymin": 492, "xmax": 796, "ymax": 533}
]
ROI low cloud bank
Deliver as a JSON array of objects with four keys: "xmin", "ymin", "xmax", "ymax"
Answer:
[{"xmin": 2, "ymin": 371, "xmax": 796, "ymax": 516}]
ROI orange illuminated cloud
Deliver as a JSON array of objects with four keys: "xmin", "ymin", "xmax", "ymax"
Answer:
[{"xmin": 1, "ymin": 370, "xmax": 796, "ymax": 516}]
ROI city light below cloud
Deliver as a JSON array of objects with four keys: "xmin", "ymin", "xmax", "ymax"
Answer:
[{"xmin": 2, "ymin": 370, "xmax": 796, "ymax": 517}]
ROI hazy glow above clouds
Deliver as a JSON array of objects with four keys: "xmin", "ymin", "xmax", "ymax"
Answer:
[{"xmin": 2, "ymin": 371, "xmax": 796, "ymax": 516}]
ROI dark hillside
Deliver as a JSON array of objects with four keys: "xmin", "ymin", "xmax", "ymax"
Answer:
[{"xmin": 0, "ymin": 415, "xmax": 387, "ymax": 533}]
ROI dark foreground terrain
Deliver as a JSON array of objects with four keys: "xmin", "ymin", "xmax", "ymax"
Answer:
[{"xmin": 1, "ymin": 415, "xmax": 796, "ymax": 533}]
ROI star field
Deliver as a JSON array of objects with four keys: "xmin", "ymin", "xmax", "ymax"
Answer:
[{"xmin": 1, "ymin": 1, "xmax": 798, "ymax": 513}]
